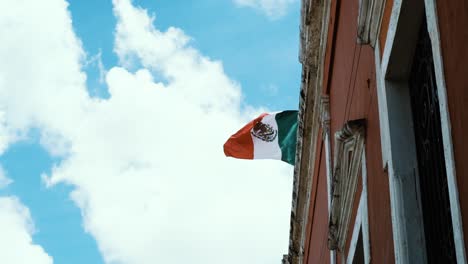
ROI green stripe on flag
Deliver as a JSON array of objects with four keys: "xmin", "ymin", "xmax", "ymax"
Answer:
[{"xmin": 276, "ymin": 110, "xmax": 298, "ymax": 165}]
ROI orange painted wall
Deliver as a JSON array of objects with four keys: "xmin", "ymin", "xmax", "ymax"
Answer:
[
  {"xmin": 303, "ymin": 141, "xmax": 331, "ymax": 264},
  {"xmin": 379, "ymin": 0, "xmax": 394, "ymax": 55},
  {"xmin": 436, "ymin": 0, "xmax": 468, "ymax": 253},
  {"xmin": 303, "ymin": 0, "xmax": 394, "ymax": 262}
]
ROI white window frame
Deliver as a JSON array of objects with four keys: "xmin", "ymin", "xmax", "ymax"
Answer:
[
  {"xmin": 346, "ymin": 150, "xmax": 371, "ymax": 264},
  {"xmin": 320, "ymin": 95, "xmax": 337, "ymax": 264},
  {"xmin": 320, "ymin": 98, "xmax": 371, "ymax": 264},
  {"xmin": 374, "ymin": 0, "xmax": 467, "ymax": 263},
  {"xmin": 329, "ymin": 120, "xmax": 366, "ymax": 252}
]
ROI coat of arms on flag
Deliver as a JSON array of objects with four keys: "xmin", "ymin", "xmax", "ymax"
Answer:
[{"xmin": 223, "ymin": 111, "xmax": 298, "ymax": 165}]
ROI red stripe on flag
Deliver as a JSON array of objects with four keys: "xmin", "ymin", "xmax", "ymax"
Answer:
[{"xmin": 223, "ymin": 113, "xmax": 268, "ymax": 160}]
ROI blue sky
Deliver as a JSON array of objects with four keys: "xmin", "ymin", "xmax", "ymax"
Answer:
[
  {"xmin": 0, "ymin": 0, "xmax": 300, "ymax": 263},
  {"xmin": 73, "ymin": 0, "xmax": 301, "ymax": 109}
]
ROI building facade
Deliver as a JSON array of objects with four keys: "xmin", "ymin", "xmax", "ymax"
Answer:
[{"xmin": 285, "ymin": 0, "xmax": 468, "ymax": 263}]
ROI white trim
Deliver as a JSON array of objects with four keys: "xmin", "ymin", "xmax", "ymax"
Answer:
[
  {"xmin": 376, "ymin": 1, "xmax": 428, "ymax": 263},
  {"xmin": 376, "ymin": 37, "xmax": 419, "ymax": 264},
  {"xmin": 346, "ymin": 149, "xmax": 370, "ymax": 264},
  {"xmin": 321, "ymin": 95, "xmax": 336, "ymax": 264},
  {"xmin": 361, "ymin": 149, "xmax": 371, "ymax": 264},
  {"xmin": 375, "ymin": 0, "xmax": 466, "ymax": 263},
  {"xmin": 325, "ymin": 133, "xmax": 332, "ymax": 211},
  {"xmin": 381, "ymin": 0, "xmax": 402, "ymax": 76},
  {"xmin": 321, "ymin": 95, "xmax": 332, "ymax": 212},
  {"xmin": 377, "ymin": 42, "xmax": 426, "ymax": 264},
  {"xmin": 325, "ymin": 132, "xmax": 337, "ymax": 264},
  {"xmin": 374, "ymin": 42, "xmax": 390, "ymax": 168},
  {"xmin": 329, "ymin": 120, "xmax": 366, "ymax": 251},
  {"xmin": 424, "ymin": 1, "xmax": 467, "ymax": 262},
  {"xmin": 347, "ymin": 198, "xmax": 363, "ymax": 264}
]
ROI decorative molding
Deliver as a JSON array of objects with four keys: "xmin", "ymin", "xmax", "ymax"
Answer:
[
  {"xmin": 328, "ymin": 119, "xmax": 366, "ymax": 251},
  {"xmin": 345, "ymin": 149, "xmax": 371, "ymax": 264},
  {"xmin": 357, "ymin": 0, "xmax": 386, "ymax": 47},
  {"xmin": 321, "ymin": 95, "xmax": 332, "ymax": 212},
  {"xmin": 287, "ymin": 0, "xmax": 332, "ymax": 263},
  {"xmin": 320, "ymin": 95, "xmax": 331, "ymax": 136},
  {"xmin": 320, "ymin": 94, "xmax": 336, "ymax": 264}
]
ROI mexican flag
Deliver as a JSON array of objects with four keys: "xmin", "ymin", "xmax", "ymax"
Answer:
[{"xmin": 223, "ymin": 110, "xmax": 298, "ymax": 165}]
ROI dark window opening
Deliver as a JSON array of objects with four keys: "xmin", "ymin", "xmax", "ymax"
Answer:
[
  {"xmin": 352, "ymin": 229, "xmax": 364, "ymax": 264},
  {"xmin": 409, "ymin": 16, "xmax": 456, "ymax": 264}
]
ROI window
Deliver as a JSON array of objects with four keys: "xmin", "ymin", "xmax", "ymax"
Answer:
[
  {"xmin": 374, "ymin": 0, "xmax": 466, "ymax": 262},
  {"xmin": 409, "ymin": 17, "xmax": 456, "ymax": 263},
  {"xmin": 328, "ymin": 120, "xmax": 366, "ymax": 252},
  {"xmin": 351, "ymin": 229, "xmax": 365, "ymax": 264},
  {"xmin": 345, "ymin": 169, "xmax": 371, "ymax": 264}
]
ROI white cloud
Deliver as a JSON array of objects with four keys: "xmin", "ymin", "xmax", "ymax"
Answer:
[
  {"xmin": 0, "ymin": 0, "xmax": 293, "ymax": 263},
  {"xmin": 0, "ymin": 0, "xmax": 88, "ymax": 149},
  {"xmin": 0, "ymin": 165, "xmax": 12, "ymax": 189},
  {"xmin": 233, "ymin": 0, "xmax": 297, "ymax": 18},
  {"xmin": 0, "ymin": 197, "xmax": 53, "ymax": 264}
]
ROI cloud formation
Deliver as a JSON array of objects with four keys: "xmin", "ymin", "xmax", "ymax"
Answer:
[
  {"xmin": 233, "ymin": 0, "xmax": 297, "ymax": 18},
  {"xmin": 0, "ymin": 0, "xmax": 294, "ymax": 263},
  {"xmin": 0, "ymin": 197, "xmax": 53, "ymax": 264}
]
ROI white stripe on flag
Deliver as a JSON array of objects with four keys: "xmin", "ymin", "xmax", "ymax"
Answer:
[{"xmin": 251, "ymin": 113, "xmax": 282, "ymax": 160}]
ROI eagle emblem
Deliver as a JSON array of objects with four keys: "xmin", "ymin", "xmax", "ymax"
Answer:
[{"xmin": 251, "ymin": 121, "xmax": 277, "ymax": 142}]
